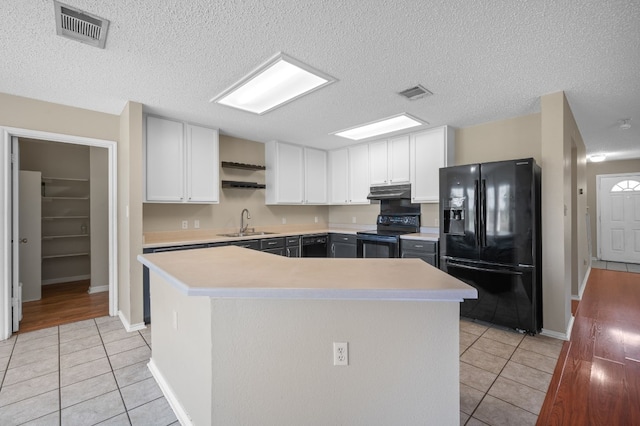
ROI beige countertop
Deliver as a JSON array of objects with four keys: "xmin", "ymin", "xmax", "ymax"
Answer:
[
  {"xmin": 137, "ymin": 245, "xmax": 476, "ymax": 301},
  {"xmin": 401, "ymin": 233, "xmax": 440, "ymax": 241},
  {"xmin": 143, "ymin": 227, "xmax": 439, "ymax": 248},
  {"xmin": 143, "ymin": 227, "xmax": 360, "ymax": 249}
]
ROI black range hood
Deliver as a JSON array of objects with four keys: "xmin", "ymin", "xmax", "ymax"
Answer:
[{"xmin": 367, "ymin": 183, "xmax": 412, "ymax": 200}]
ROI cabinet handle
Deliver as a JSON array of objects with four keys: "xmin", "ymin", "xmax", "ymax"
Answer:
[
  {"xmin": 268, "ymin": 241, "xmax": 277, "ymax": 245},
  {"xmin": 342, "ymin": 237, "xmax": 348, "ymax": 241},
  {"xmin": 414, "ymin": 244, "xmax": 423, "ymax": 248},
  {"xmin": 286, "ymin": 248, "xmax": 291, "ymax": 257},
  {"xmin": 331, "ymin": 243, "xmax": 335, "ymax": 256}
]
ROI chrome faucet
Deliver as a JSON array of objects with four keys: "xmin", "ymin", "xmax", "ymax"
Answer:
[{"xmin": 240, "ymin": 208, "xmax": 251, "ymax": 234}]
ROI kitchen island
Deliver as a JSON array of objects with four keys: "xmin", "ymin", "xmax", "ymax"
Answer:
[{"xmin": 138, "ymin": 246, "xmax": 476, "ymax": 426}]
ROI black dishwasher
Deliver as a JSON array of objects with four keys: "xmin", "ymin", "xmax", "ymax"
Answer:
[{"xmin": 301, "ymin": 234, "xmax": 328, "ymax": 257}]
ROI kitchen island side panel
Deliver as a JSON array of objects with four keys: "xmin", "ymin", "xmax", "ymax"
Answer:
[
  {"xmin": 149, "ymin": 270, "xmax": 212, "ymax": 425},
  {"xmin": 210, "ymin": 298, "xmax": 460, "ymax": 425}
]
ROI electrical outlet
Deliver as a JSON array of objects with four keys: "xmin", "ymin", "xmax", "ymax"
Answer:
[
  {"xmin": 314, "ymin": 216, "xmax": 318, "ymax": 223},
  {"xmin": 333, "ymin": 342, "xmax": 348, "ymax": 366},
  {"xmin": 194, "ymin": 219, "xmax": 200, "ymax": 229},
  {"xmin": 352, "ymin": 216, "xmax": 356, "ymax": 224},
  {"xmin": 282, "ymin": 217, "xmax": 287, "ymax": 225},
  {"xmin": 434, "ymin": 218, "xmax": 439, "ymax": 227},
  {"xmin": 181, "ymin": 220, "xmax": 188, "ymax": 230},
  {"xmin": 172, "ymin": 310, "xmax": 178, "ymax": 330}
]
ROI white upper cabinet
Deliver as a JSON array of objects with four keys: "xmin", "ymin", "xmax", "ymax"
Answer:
[
  {"xmin": 348, "ymin": 144, "xmax": 370, "ymax": 204},
  {"xmin": 369, "ymin": 135, "xmax": 410, "ymax": 186},
  {"xmin": 328, "ymin": 148, "xmax": 349, "ymax": 204},
  {"xmin": 368, "ymin": 140, "xmax": 388, "ymax": 185},
  {"xmin": 265, "ymin": 141, "xmax": 305, "ymax": 204},
  {"xmin": 145, "ymin": 116, "xmax": 220, "ymax": 204},
  {"xmin": 410, "ymin": 126, "xmax": 455, "ymax": 203},
  {"xmin": 266, "ymin": 142, "xmax": 328, "ymax": 205},
  {"xmin": 187, "ymin": 124, "xmax": 220, "ymax": 203},
  {"xmin": 304, "ymin": 147, "xmax": 327, "ymax": 204}
]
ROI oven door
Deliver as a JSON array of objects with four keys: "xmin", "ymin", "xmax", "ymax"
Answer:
[{"xmin": 357, "ymin": 234, "xmax": 399, "ymax": 258}]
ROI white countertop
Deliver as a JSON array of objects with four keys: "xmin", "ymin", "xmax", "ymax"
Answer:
[{"xmin": 138, "ymin": 246, "xmax": 476, "ymax": 302}]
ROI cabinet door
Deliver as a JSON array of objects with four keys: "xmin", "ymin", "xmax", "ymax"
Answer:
[
  {"xmin": 388, "ymin": 135, "xmax": 410, "ymax": 183},
  {"xmin": 304, "ymin": 148, "xmax": 327, "ymax": 204},
  {"xmin": 186, "ymin": 124, "xmax": 219, "ymax": 203},
  {"xmin": 145, "ymin": 116, "xmax": 184, "ymax": 202},
  {"xmin": 348, "ymin": 144, "xmax": 370, "ymax": 204},
  {"xmin": 266, "ymin": 142, "xmax": 304, "ymax": 204},
  {"xmin": 328, "ymin": 148, "xmax": 349, "ymax": 204},
  {"xmin": 369, "ymin": 140, "xmax": 388, "ymax": 185},
  {"xmin": 411, "ymin": 126, "xmax": 454, "ymax": 203}
]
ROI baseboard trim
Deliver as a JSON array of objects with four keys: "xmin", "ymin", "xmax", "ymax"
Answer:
[
  {"xmin": 541, "ymin": 315, "xmax": 574, "ymax": 342},
  {"xmin": 148, "ymin": 358, "xmax": 192, "ymax": 426},
  {"xmin": 578, "ymin": 266, "xmax": 591, "ymax": 299},
  {"xmin": 88, "ymin": 285, "xmax": 109, "ymax": 294},
  {"xmin": 117, "ymin": 310, "xmax": 146, "ymax": 332},
  {"xmin": 42, "ymin": 275, "xmax": 91, "ymax": 286}
]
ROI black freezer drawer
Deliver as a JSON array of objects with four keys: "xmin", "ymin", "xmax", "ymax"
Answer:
[{"xmin": 440, "ymin": 257, "xmax": 541, "ymax": 333}]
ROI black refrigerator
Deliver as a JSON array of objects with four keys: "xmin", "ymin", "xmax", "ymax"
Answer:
[{"xmin": 439, "ymin": 158, "xmax": 542, "ymax": 333}]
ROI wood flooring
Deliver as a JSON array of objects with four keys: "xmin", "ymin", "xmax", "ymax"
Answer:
[
  {"xmin": 537, "ymin": 268, "xmax": 640, "ymax": 425},
  {"xmin": 18, "ymin": 280, "xmax": 109, "ymax": 333}
]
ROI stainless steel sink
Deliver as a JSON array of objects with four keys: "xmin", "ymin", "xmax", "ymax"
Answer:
[{"xmin": 217, "ymin": 231, "xmax": 277, "ymax": 238}]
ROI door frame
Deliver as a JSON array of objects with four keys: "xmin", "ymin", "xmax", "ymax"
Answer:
[
  {"xmin": 596, "ymin": 172, "xmax": 640, "ymax": 261},
  {"xmin": 1, "ymin": 126, "xmax": 118, "ymax": 339}
]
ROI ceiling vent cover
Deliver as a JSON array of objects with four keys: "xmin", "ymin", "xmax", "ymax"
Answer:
[
  {"xmin": 54, "ymin": 1, "xmax": 110, "ymax": 49},
  {"xmin": 398, "ymin": 85, "xmax": 433, "ymax": 100}
]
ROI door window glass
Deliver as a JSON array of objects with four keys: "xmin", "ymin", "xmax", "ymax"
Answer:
[{"xmin": 611, "ymin": 180, "xmax": 640, "ymax": 192}]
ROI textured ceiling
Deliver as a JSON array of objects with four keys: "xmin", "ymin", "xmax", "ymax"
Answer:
[{"xmin": 1, "ymin": 0, "xmax": 638, "ymax": 159}]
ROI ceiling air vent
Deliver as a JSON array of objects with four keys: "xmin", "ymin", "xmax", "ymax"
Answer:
[
  {"xmin": 54, "ymin": 1, "xmax": 110, "ymax": 49},
  {"xmin": 398, "ymin": 85, "xmax": 433, "ymax": 100}
]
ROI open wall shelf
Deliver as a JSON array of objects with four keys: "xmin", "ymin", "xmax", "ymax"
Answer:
[
  {"xmin": 221, "ymin": 161, "xmax": 265, "ymax": 171},
  {"xmin": 221, "ymin": 180, "xmax": 266, "ymax": 189}
]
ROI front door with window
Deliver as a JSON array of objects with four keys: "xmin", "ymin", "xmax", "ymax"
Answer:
[{"xmin": 598, "ymin": 174, "xmax": 640, "ymax": 263}]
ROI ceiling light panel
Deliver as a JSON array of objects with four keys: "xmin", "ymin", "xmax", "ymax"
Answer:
[
  {"xmin": 211, "ymin": 53, "xmax": 335, "ymax": 115},
  {"xmin": 333, "ymin": 114, "xmax": 427, "ymax": 140}
]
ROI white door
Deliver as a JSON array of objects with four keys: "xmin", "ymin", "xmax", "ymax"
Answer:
[
  {"xmin": 304, "ymin": 147, "xmax": 327, "ymax": 204},
  {"xmin": 598, "ymin": 174, "xmax": 640, "ymax": 263},
  {"xmin": 19, "ymin": 171, "xmax": 42, "ymax": 302},
  {"xmin": 328, "ymin": 149, "xmax": 349, "ymax": 204},
  {"xmin": 348, "ymin": 144, "xmax": 370, "ymax": 204}
]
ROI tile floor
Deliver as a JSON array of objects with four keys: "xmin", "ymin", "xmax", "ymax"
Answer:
[
  {"xmin": 591, "ymin": 260, "xmax": 640, "ymax": 273},
  {"xmin": 458, "ymin": 318, "xmax": 563, "ymax": 426},
  {"xmin": 1, "ymin": 315, "xmax": 563, "ymax": 425},
  {"xmin": 0, "ymin": 316, "xmax": 177, "ymax": 426}
]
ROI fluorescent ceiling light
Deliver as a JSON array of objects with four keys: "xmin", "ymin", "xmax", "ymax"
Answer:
[
  {"xmin": 589, "ymin": 154, "xmax": 606, "ymax": 162},
  {"xmin": 211, "ymin": 53, "xmax": 335, "ymax": 115},
  {"xmin": 333, "ymin": 114, "xmax": 427, "ymax": 140}
]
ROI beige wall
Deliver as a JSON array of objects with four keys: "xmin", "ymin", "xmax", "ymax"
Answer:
[
  {"xmin": 90, "ymin": 147, "xmax": 110, "ymax": 291},
  {"xmin": 586, "ymin": 159, "xmax": 640, "ymax": 258},
  {"xmin": 118, "ymin": 102, "xmax": 144, "ymax": 327},
  {"xmin": 455, "ymin": 113, "xmax": 542, "ymax": 165},
  {"xmin": 150, "ymin": 271, "xmax": 460, "ymax": 425},
  {"xmin": 143, "ymin": 135, "xmax": 329, "ymax": 233}
]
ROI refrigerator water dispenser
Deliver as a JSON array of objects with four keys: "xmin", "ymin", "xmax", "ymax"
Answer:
[{"xmin": 443, "ymin": 197, "xmax": 465, "ymax": 235}]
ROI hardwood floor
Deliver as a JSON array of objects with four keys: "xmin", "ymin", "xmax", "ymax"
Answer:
[
  {"xmin": 537, "ymin": 268, "xmax": 640, "ymax": 425},
  {"xmin": 18, "ymin": 280, "xmax": 109, "ymax": 333}
]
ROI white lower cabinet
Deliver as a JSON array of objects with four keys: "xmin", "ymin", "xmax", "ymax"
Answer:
[
  {"xmin": 410, "ymin": 126, "xmax": 455, "ymax": 203},
  {"xmin": 145, "ymin": 115, "xmax": 219, "ymax": 203}
]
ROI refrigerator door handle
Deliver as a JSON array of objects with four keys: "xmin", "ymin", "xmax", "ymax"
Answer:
[
  {"xmin": 474, "ymin": 179, "xmax": 480, "ymax": 246},
  {"xmin": 445, "ymin": 260, "xmax": 524, "ymax": 275},
  {"xmin": 481, "ymin": 179, "xmax": 487, "ymax": 247}
]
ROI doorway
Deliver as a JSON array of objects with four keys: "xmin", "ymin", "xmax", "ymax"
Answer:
[
  {"xmin": 17, "ymin": 138, "xmax": 109, "ymax": 332},
  {"xmin": 597, "ymin": 173, "xmax": 640, "ymax": 263},
  {"xmin": 0, "ymin": 127, "xmax": 118, "ymax": 339}
]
